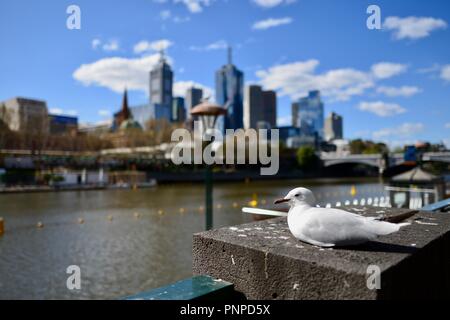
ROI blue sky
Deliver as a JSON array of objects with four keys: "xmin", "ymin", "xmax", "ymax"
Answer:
[{"xmin": 1, "ymin": 0, "xmax": 449, "ymax": 147}]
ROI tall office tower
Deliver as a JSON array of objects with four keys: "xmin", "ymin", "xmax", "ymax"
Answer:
[
  {"xmin": 244, "ymin": 85, "xmax": 277, "ymax": 129},
  {"xmin": 262, "ymin": 90, "xmax": 277, "ymax": 128},
  {"xmin": 185, "ymin": 87, "xmax": 203, "ymax": 119},
  {"xmin": 292, "ymin": 90, "xmax": 324, "ymax": 140},
  {"xmin": 215, "ymin": 47, "xmax": 244, "ymax": 132},
  {"xmin": 324, "ymin": 112, "xmax": 343, "ymax": 141},
  {"xmin": 172, "ymin": 97, "xmax": 186, "ymax": 123},
  {"xmin": 150, "ymin": 51, "xmax": 173, "ymax": 108}
]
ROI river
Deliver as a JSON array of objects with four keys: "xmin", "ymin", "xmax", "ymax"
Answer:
[{"xmin": 0, "ymin": 178, "xmax": 387, "ymax": 299}]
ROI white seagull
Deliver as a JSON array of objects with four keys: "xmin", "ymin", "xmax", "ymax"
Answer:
[{"xmin": 274, "ymin": 187, "xmax": 410, "ymax": 247}]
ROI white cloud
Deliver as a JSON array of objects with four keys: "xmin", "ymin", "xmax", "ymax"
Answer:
[
  {"xmin": 358, "ymin": 101, "xmax": 406, "ymax": 117},
  {"xmin": 189, "ymin": 40, "xmax": 228, "ymax": 51},
  {"xmin": 98, "ymin": 109, "xmax": 111, "ymax": 117},
  {"xmin": 73, "ymin": 54, "xmax": 164, "ymax": 93},
  {"xmin": 373, "ymin": 123, "xmax": 424, "ymax": 139},
  {"xmin": 173, "ymin": 81, "xmax": 214, "ymax": 100},
  {"xmin": 252, "ymin": 17, "xmax": 293, "ymax": 30},
  {"xmin": 277, "ymin": 115, "xmax": 291, "ymax": 126},
  {"xmin": 73, "ymin": 54, "xmax": 212, "ymax": 101},
  {"xmin": 102, "ymin": 40, "xmax": 120, "ymax": 52},
  {"xmin": 174, "ymin": 0, "xmax": 213, "ymax": 13},
  {"xmin": 49, "ymin": 108, "xmax": 78, "ymax": 116},
  {"xmin": 376, "ymin": 86, "xmax": 421, "ymax": 97},
  {"xmin": 256, "ymin": 59, "xmax": 374, "ymax": 101},
  {"xmin": 440, "ymin": 64, "xmax": 450, "ymax": 81},
  {"xmin": 383, "ymin": 16, "xmax": 447, "ymax": 40},
  {"xmin": 92, "ymin": 39, "xmax": 120, "ymax": 52},
  {"xmin": 134, "ymin": 39, "xmax": 173, "ymax": 54},
  {"xmin": 252, "ymin": 0, "xmax": 296, "ymax": 8},
  {"xmin": 160, "ymin": 10, "xmax": 171, "ymax": 20},
  {"xmin": 92, "ymin": 39, "xmax": 101, "ymax": 50},
  {"xmin": 371, "ymin": 62, "xmax": 407, "ymax": 79}
]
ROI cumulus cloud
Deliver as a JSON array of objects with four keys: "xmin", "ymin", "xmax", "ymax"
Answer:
[
  {"xmin": 251, "ymin": 0, "xmax": 296, "ymax": 8},
  {"xmin": 173, "ymin": 81, "xmax": 214, "ymax": 99},
  {"xmin": 373, "ymin": 123, "xmax": 424, "ymax": 139},
  {"xmin": 134, "ymin": 39, "xmax": 173, "ymax": 54},
  {"xmin": 371, "ymin": 62, "xmax": 408, "ymax": 79},
  {"xmin": 441, "ymin": 64, "xmax": 450, "ymax": 82},
  {"xmin": 256, "ymin": 59, "xmax": 377, "ymax": 101},
  {"xmin": 189, "ymin": 40, "xmax": 228, "ymax": 51},
  {"xmin": 376, "ymin": 85, "xmax": 422, "ymax": 97},
  {"xmin": 358, "ymin": 101, "xmax": 406, "ymax": 117},
  {"xmin": 73, "ymin": 54, "xmax": 212, "ymax": 101},
  {"xmin": 49, "ymin": 108, "xmax": 78, "ymax": 116},
  {"xmin": 252, "ymin": 17, "xmax": 293, "ymax": 30},
  {"xmin": 383, "ymin": 16, "xmax": 447, "ymax": 40},
  {"xmin": 73, "ymin": 54, "xmax": 164, "ymax": 93}
]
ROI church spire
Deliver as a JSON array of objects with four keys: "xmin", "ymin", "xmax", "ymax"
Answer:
[
  {"xmin": 227, "ymin": 46, "xmax": 232, "ymax": 65},
  {"xmin": 121, "ymin": 87, "xmax": 131, "ymax": 120}
]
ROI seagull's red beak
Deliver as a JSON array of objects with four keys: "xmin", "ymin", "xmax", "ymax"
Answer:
[{"xmin": 274, "ymin": 198, "xmax": 289, "ymax": 205}]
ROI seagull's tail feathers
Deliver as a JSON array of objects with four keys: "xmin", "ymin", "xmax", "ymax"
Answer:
[{"xmin": 365, "ymin": 220, "xmax": 410, "ymax": 236}]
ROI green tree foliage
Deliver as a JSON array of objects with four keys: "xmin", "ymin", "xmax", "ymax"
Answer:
[
  {"xmin": 296, "ymin": 146, "xmax": 319, "ymax": 170},
  {"xmin": 349, "ymin": 139, "xmax": 389, "ymax": 155}
]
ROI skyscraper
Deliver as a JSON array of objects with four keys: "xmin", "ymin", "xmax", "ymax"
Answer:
[
  {"xmin": 244, "ymin": 85, "xmax": 277, "ymax": 129},
  {"xmin": 150, "ymin": 51, "xmax": 173, "ymax": 108},
  {"xmin": 215, "ymin": 47, "xmax": 244, "ymax": 132},
  {"xmin": 172, "ymin": 97, "xmax": 186, "ymax": 123},
  {"xmin": 292, "ymin": 90, "xmax": 324, "ymax": 141},
  {"xmin": 185, "ymin": 87, "xmax": 203, "ymax": 119},
  {"xmin": 324, "ymin": 112, "xmax": 343, "ymax": 141}
]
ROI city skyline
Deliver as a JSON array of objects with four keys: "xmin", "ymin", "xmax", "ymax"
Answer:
[{"xmin": 1, "ymin": 0, "xmax": 450, "ymax": 148}]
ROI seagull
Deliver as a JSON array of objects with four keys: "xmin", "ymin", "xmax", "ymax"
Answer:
[{"xmin": 274, "ymin": 187, "xmax": 410, "ymax": 247}]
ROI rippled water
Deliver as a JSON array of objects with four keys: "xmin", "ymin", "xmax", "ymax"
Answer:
[{"xmin": 0, "ymin": 178, "xmax": 386, "ymax": 299}]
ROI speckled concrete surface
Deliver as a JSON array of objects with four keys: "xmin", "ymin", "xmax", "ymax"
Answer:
[{"xmin": 193, "ymin": 207, "xmax": 450, "ymax": 299}]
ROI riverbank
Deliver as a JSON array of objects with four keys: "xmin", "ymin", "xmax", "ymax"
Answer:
[{"xmin": 0, "ymin": 180, "xmax": 157, "ymax": 194}]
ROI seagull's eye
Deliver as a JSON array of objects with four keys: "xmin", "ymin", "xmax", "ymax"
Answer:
[{"xmin": 295, "ymin": 194, "xmax": 300, "ymax": 197}]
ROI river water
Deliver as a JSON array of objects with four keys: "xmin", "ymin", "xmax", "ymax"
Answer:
[{"xmin": 0, "ymin": 178, "xmax": 387, "ymax": 299}]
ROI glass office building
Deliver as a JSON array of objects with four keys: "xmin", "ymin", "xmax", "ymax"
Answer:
[{"xmin": 292, "ymin": 90, "xmax": 324, "ymax": 141}]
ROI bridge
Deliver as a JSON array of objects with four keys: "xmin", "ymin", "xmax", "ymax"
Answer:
[{"xmin": 320, "ymin": 152, "xmax": 450, "ymax": 173}]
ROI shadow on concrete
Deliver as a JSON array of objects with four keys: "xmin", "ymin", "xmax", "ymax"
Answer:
[{"xmin": 338, "ymin": 241, "xmax": 419, "ymax": 254}]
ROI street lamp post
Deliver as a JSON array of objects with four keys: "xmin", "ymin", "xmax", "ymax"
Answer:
[{"xmin": 190, "ymin": 101, "xmax": 227, "ymax": 231}]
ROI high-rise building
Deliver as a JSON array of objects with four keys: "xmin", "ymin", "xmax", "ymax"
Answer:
[
  {"xmin": 324, "ymin": 112, "xmax": 343, "ymax": 141},
  {"xmin": 292, "ymin": 90, "xmax": 324, "ymax": 140},
  {"xmin": 215, "ymin": 47, "xmax": 244, "ymax": 132},
  {"xmin": 172, "ymin": 97, "xmax": 186, "ymax": 123},
  {"xmin": 0, "ymin": 97, "xmax": 49, "ymax": 134},
  {"xmin": 150, "ymin": 52, "xmax": 173, "ymax": 109},
  {"xmin": 185, "ymin": 87, "xmax": 203, "ymax": 119},
  {"xmin": 244, "ymin": 85, "xmax": 277, "ymax": 129}
]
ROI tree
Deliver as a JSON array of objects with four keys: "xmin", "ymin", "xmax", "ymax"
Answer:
[{"xmin": 296, "ymin": 146, "xmax": 319, "ymax": 170}]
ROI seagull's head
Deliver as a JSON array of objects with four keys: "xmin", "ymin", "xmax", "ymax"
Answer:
[{"xmin": 274, "ymin": 187, "xmax": 317, "ymax": 207}]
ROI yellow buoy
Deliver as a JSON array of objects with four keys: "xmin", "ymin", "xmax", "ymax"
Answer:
[
  {"xmin": 350, "ymin": 185, "xmax": 357, "ymax": 197},
  {"xmin": 78, "ymin": 218, "xmax": 85, "ymax": 224},
  {"xmin": 0, "ymin": 217, "xmax": 4, "ymax": 235},
  {"xmin": 37, "ymin": 222, "xmax": 44, "ymax": 229}
]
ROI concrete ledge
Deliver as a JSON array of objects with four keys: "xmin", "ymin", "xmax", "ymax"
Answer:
[{"xmin": 193, "ymin": 207, "xmax": 450, "ymax": 299}]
